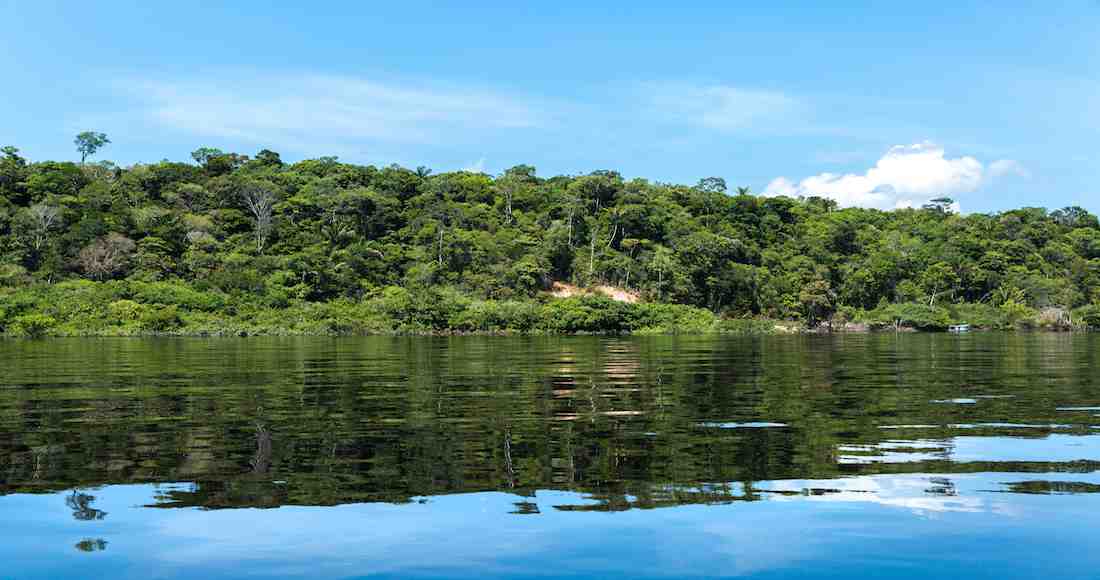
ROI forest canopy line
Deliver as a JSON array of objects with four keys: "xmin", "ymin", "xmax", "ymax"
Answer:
[{"xmin": 2, "ymin": 138, "xmax": 1100, "ymax": 336}]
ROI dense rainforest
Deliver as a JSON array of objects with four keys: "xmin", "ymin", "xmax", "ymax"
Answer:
[{"xmin": 2, "ymin": 138, "xmax": 1100, "ymax": 336}]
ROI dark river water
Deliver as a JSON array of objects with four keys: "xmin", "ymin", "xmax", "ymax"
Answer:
[{"xmin": 2, "ymin": 334, "xmax": 1099, "ymax": 579}]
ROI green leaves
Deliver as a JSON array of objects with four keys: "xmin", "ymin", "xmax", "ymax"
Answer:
[
  {"xmin": 74, "ymin": 131, "xmax": 109, "ymax": 164},
  {"xmin": 0, "ymin": 142, "xmax": 1098, "ymax": 334}
]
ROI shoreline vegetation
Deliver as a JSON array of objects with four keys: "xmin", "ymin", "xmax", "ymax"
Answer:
[
  {"xmin": 3, "ymin": 139, "xmax": 1100, "ymax": 338},
  {"xmin": 2, "ymin": 279, "xmax": 1097, "ymax": 338}
]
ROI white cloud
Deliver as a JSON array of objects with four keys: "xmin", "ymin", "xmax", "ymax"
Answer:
[
  {"xmin": 760, "ymin": 475, "xmax": 988, "ymax": 514},
  {"xmin": 987, "ymin": 158, "xmax": 1031, "ymax": 179},
  {"xmin": 463, "ymin": 157, "xmax": 487, "ymax": 173},
  {"xmin": 115, "ymin": 73, "xmax": 546, "ymax": 154},
  {"xmin": 645, "ymin": 83, "xmax": 804, "ymax": 132},
  {"xmin": 765, "ymin": 142, "xmax": 1025, "ymax": 210}
]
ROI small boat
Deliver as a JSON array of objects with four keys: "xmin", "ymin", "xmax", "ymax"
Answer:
[{"xmin": 948, "ymin": 323, "xmax": 971, "ymax": 333}]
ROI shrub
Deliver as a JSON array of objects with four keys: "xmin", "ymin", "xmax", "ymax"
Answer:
[
  {"xmin": 999, "ymin": 300, "xmax": 1038, "ymax": 330},
  {"xmin": 139, "ymin": 305, "xmax": 181, "ymax": 332},
  {"xmin": 633, "ymin": 303, "xmax": 716, "ymax": 333},
  {"xmin": 129, "ymin": 281, "xmax": 225, "ymax": 311},
  {"xmin": 865, "ymin": 302, "xmax": 951, "ymax": 331},
  {"xmin": 947, "ymin": 302, "xmax": 1002, "ymax": 329},
  {"xmin": 371, "ymin": 286, "xmax": 414, "ymax": 325},
  {"xmin": 108, "ymin": 299, "xmax": 145, "ymax": 322},
  {"xmin": 0, "ymin": 264, "xmax": 29, "ymax": 287},
  {"xmin": 540, "ymin": 296, "xmax": 632, "ymax": 333},
  {"xmin": 368, "ymin": 286, "xmax": 470, "ymax": 330},
  {"xmin": 10, "ymin": 313, "xmax": 56, "ymax": 338},
  {"xmin": 411, "ymin": 288, "xmax": 468, "ymax": 329},
  {"xmin": 1075, "ymin": 304, "xmax": 1100, "ymax": 330},
  {"xmin": 449, "ymin": 300, "xmax": 542, "ymax": 332}
]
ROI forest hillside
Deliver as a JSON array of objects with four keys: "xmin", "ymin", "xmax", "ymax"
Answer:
[{"xmin": 2, "ymin": 143, "xmax": 1099, "ymax": 335}]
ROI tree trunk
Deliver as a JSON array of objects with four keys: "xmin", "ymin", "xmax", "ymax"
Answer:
[
  {"xmin": 437, "ymin": 228, "xmax": 444, "ymax": 267},
  {"xmin": 567, "ymin": 208, "xmax": 574, "ymax": 247},
  {"xmin": 589, "ymin": 226, "xmax": 598, "ymax": 280}
]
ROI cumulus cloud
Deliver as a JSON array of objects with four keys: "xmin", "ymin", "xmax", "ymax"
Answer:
[
  {"xmin": 764, "ymin": 142, "xmax": 1025, "ymax": 210},
  {"xmin": 644, "ymin": 83, "xmax": 804, "ymax": 132},
  {"xmin": 113, "ymin": 73, "xmax": 546, "ymax": 154}
]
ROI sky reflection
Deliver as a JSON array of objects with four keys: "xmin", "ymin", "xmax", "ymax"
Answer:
[{"xmin": 4, "ymin": 471, "xmax": 1099, "ymax": 580}]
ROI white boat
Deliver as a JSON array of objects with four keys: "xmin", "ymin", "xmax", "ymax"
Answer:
[{"xmin": 948, "ymin": 323, "xmax": 971, "ymax": 333}]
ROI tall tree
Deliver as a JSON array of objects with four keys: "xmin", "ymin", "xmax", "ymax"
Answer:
[
  {"xmin": 240, "ymin": 182, "xmax": 276, "ymax": 254},
  {"xmin": 74, "ymin": 132, "xmax": 110, "ymax": 164}
]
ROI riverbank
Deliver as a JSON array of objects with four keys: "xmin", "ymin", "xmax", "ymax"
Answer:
[
  {"xmin": 0, "ymin": 280, "xmax": 760, "ymax": 337},
  {"xmin": 3, "ymin": 280, "xmax": 1097, "ymax": 338}
]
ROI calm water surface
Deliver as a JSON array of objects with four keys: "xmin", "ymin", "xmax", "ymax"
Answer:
[{"xmin": 2, "ymin": 334, "xmax": 1099, "ymax": 579}]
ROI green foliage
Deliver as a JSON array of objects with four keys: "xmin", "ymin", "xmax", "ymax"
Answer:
[
  {"xmin": 128, "ymin": 281, "xmax": 225, "ymax": 311},
  {"xmin": 108, "ymin": 299, "xmax": 144, "ymax": 322},
  {"xmin": 367, "ymin": 286, "xmax": 468, "ymax": 330},
  {"xmin": 631, "ymin": 302, "xmax": 717, "ymax": 334},
  {"xmin": 1, "ymin": 144, "xmax": 1099, "ymax": 335},
  {"xmin": 448, "ymin": 300, "xmax": 542, "ymax": 332},
  {"xmin": 865, "ymin": 302, "xmax": 952, "ymax": 331},
  {"xmin": 541, "ymin": 296, "xmax": 634, "ymax": 333},
  {"xmin": 999, "ymin": 300, "xmax": 1037, "ymax": 330},
  {"xmin": 537, "ymin": 297, "xmax": 715, "ymax": 334},
  {"xmin": 1075, "ymin": 304, "xmax": 1100, "ymax": 329},
  {"xmin": 74, "ymin": 132, "xmax": 110, "ymax": 164},
  {"xmin": 798, "ymin": 279, "xmax": 834, "ymax": 327},
  {"xmin": 0, "ymin": 264, "xmax": 29, "ymax": 287},
  {"xmin": 9, "ymin": 313, "xmax": 56, "ymax": 337},
  {"xmin": 947, "ymin": 302, "xmax": 1004, "ymax": 329},
  {"xmin": 139, "ymin": 305, "xmax": 181, "ymax": 332}
]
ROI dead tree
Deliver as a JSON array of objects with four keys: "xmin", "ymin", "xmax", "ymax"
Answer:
[
  {"xmin": 240, "ymin": 183, "xmax": 275, "ymax": 253},
  {"xmin": 26, "ymin": 204, "xmax": 59, "ymax": 251}
]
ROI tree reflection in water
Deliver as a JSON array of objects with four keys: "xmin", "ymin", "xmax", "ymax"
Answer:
[
  {"xmin": 0, "ymin": 334, "xmax": 1097, "ymax": 512},
  {"xmin": 66, "ymin": 491, "xmax": 106, "ymax": 521},
  {"xmin": 74, "ymin": 538, "xmax": 108, "ymax": 552}
]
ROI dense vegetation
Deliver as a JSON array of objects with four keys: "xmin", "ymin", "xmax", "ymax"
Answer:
[{"xmin": 3, "ymin": 139, "xmax": 1100, "ymax": 336}]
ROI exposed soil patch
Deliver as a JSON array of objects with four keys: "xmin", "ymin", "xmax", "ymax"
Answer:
[{"xmin": 549, "ymin": 281, "xmax": 640, "ymax": 303}]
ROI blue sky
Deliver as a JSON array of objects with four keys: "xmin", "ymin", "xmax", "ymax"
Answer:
[
  {"xmin": 6, "ymin": 473, "xmax": 1100, "ymax": 579},
  {"xmin": 1, "ymin": 1, "xmax": 1097, "ymax": 212}
]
